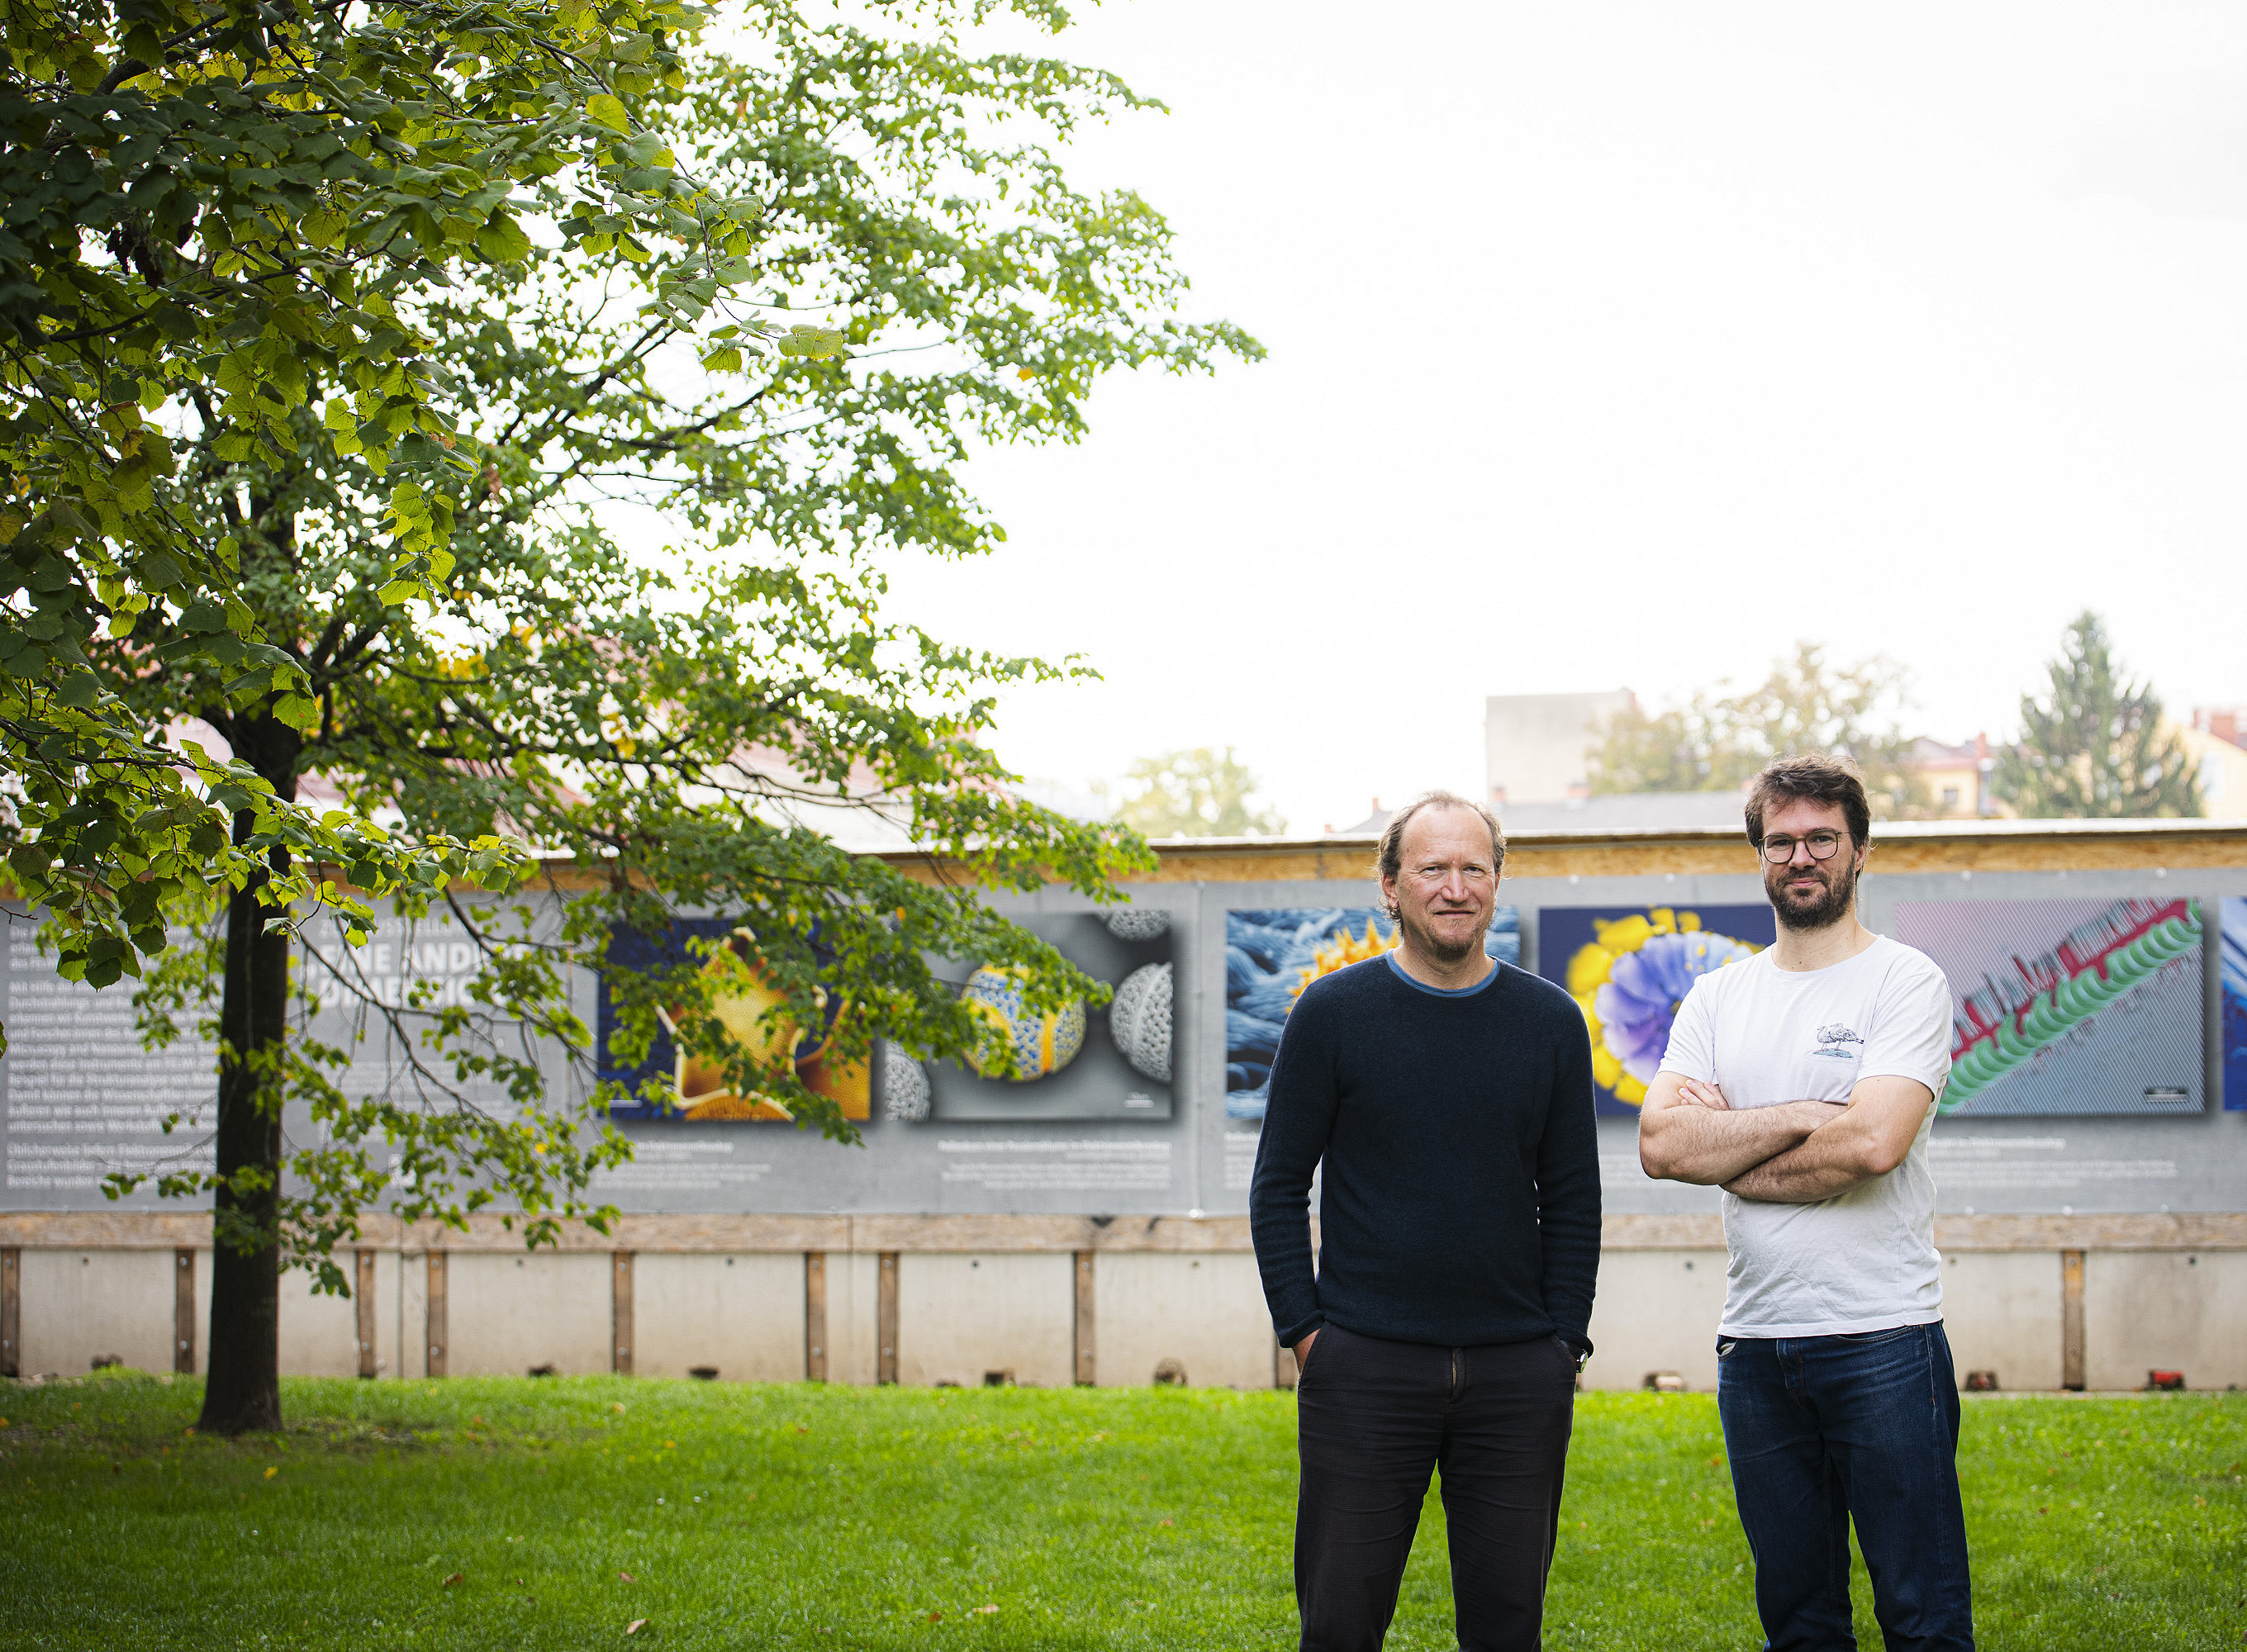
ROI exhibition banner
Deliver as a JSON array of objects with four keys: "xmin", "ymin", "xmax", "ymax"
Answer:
[
  {"xmin": 1894, "ymin": 898, "xmax": 2204, "ymax": 1116},
  {"xmin": 1536, "ymin": 904, "xmax": 1774, "ymax": 1118},
  {"xmin": 1223, "ymin": 906, "xmax": 1520, "ymax": 1120}
]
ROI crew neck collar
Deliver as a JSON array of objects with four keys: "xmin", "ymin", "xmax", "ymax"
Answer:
[
  {"xmin": 1767, "ymin": 932, "xmax": 1890, "ymax": 977},
  {"xmin": 1385, "ymin": 949, "xmax": 1500, "ymax": 998}
]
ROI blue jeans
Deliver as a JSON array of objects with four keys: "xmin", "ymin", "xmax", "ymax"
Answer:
[{"xmin": 1717, "ymin": 1322, "xmax": 1974, "ymax": 1652}]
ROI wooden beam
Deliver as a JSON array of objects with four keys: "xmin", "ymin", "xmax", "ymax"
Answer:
[
  {"xmin": 876, "ymin": 1251, "xmax": 899, "ymax": 1385},
  {"xmin": 2062, "ymin": 1250, "xmax": 2086, "ymax": 1392},
  {"xmin": 354, "ymin": 1250, "xmax": 378, "ymax": 1379},
  {"xmin": 613, "ymin": 1252, "xmax": 635, "ymax": 1377},
  {"xmin": 1072, "ymin": 1251, "xmax": 1096, "ymax": 1387},
  {"xmin": 867, "ymin": 817, "xmax": 2247, "ymax": 885},
  {"xmin": 0, "ymin": 1248, "xmax": 18, "ymax": 1379},
  {"xmin": 425, "ymin": 1251, "xmax": 449, "ymax": 1379},
  {"xmin": 173, "ymin": 1248, "xmax": 195, "ymax": 1375},
  {"xmin": 804, "ymin": 1252, "xmax": 828, "ymax": 1382},
  {"xmin": 7, "ymin": 1208, "xmax": 2245, "ymax": 1255}
]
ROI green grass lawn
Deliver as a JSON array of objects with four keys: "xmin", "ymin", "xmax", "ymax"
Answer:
[{"xmin": 1, "ymin": 1371, "xmax": 2241, "ymax": 1650}]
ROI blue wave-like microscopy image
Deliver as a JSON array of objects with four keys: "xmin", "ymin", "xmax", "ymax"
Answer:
[
  {"xmin": 1224, "ymin": 906, "xmax": 1521, "ymax": 1119},
  {"xmin": 2223, "ymin": 896, "xmax": 2247, "ymax": 1112}
]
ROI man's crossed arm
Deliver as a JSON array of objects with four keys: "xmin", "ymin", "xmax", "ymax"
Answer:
[{"xmin": 1638, "ymin": 1072, "xmax": 1935, "ymax": 1203}]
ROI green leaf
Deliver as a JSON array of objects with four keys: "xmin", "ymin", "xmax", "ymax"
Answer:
[
  {"xmin": 272, "ymin": 695, "xmax": 321, "ymax": 733},
  {"xmin": 587, "ymin": 94, "xmax": 630, "ymax": 134},
  {"xmin": 477, "ymin": 214, "xmax": 534, "ymax": 263}
]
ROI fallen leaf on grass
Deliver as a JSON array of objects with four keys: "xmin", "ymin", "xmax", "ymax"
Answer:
[
  {"xmin": 442, "ymin": 1573, "xmax": 464, "ymax": 1588},
  {"xmin": 927, "ymin": 1610, "xmax": 943, "ymax": 1622},
  {"xmin": 796, "ymin": 1426, "xmax": 810, "ymax": 1435},
  {"xmin": 264, "ymin": 1467, "xmax": 278, "ymax": 1479},
  {"xmin": 626, "ymin": 1619, "xmax": 648, "ymax": 1635},
  {"xmin": 619, "ymin": 1572, "xmax": 637, "ymax": 1583},
  {"xmin": 1157, "ymin": 1519, "xmax": 1174, "ymax": 1528},
  {"xmin": 971, "ymin": 1603, "xmax": 998, "ymax": 1615}
]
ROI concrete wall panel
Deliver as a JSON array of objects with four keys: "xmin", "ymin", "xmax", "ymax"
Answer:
[
  {"xmin": 633, "ymin": 1253, "xmax": 805, "ymax": 1382},
  {"xmin": 895, "ymin": 1253, "xmax": 1071, "ymax": 1389},
  {"xmin": 19, "ymin": 1250, "xmax": 173, "ymax": 1376},
  {"xmin": 276, "ymin": 1266, "xmax": 362, "ymax": 1379},
  {"xmin": 444, "ymin": 1251, "xmax": 612, "ymax": 1378},
  {"xmin": 1094, "ymin": 1251, "xmax": 1271, "ymax": 1389},
  {"xmin": 190, "ymin": 1248, "xmax": 211, "ymax": 1374},
  {"xmin": 1936, "ymin": 1251, "xmax": 2064, "ymax": 1391},
  {"xmin": 1580, "ymin": 1251, "xmax": 1730, "ymax": 1392},
  {"xmin": 820, "ymin": 1251, "xmax": 880, "ymax": 1386},
  {"xmin": 2084, "ymin": 1251, "xmax": 2247, "ymax": 1392},
  {"xmin": 400, "ymin": 1251, "xmax": 430, "ymax": 1379}
]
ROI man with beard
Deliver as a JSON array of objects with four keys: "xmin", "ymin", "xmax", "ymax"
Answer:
[
  {"xmin": 1251, "ymin": 790, "xmax": 1600, "ymax": 1652},
  {"xmin": 1639, "ymin": 754, "xmax": 1972, "ymax": 1651}
]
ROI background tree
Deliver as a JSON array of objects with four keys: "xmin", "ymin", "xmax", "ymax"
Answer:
[
  {"xmin": 65, "ymin": 0, "xmax": 1253, "ymax": 1432},
  {"xmin": 1588, "ymin": 642, "xmax": 1927, "ymax": 816},
  {"xmin": 1114, "ymin": 747, "xmax": 1286, "ymax": 838},
  {"xmin": 1993, "ymin": 611, "xmax": 2200, "ymax": 819}
]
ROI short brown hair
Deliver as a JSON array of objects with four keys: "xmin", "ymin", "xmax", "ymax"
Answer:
[
  {"xmin": 1745, "ymin": 753, "xmax": 1872, "ymax": 851},
  {"xmin": 1375, "ymin": 790, "xmax": 1508, "ymax": 888}
]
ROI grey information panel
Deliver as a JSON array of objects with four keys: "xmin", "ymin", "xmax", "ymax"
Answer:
[{"xmin": 5, "ymin": 861, "xmax": 2245, "ymax": 1218}]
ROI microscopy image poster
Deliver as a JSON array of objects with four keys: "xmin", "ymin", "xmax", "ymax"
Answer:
[
  {"xmin": 1537, "ymin": 904, "xmax": 1775, "ymax": 1118},
  {"xmin": 2219, "ymin": 897, "xmax": 2246, "ymax": 1113},
  {"xmin": 1224, "ymin": 906, "xmax": 1522, "ymax": 1120},
  {"xmin": 1893, "ymin": 898, "xmax": 2204, "ymax": 1117},
  {"xmin": 597, "ymin": 919, "xmax": 870, "ymax": 1123},
  {"xmin": 919, "ymin": 910, "xmax": 1176, "ymax": 1123}
]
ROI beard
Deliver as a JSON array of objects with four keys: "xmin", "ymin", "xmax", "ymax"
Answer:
[
  {"xmin": 1766, "ymin": 854, "xmax": 1858, "ymax": 932},
  {"xmin": 1393, "ymin": 900, "xmax": 1488, "ymax": 966}
]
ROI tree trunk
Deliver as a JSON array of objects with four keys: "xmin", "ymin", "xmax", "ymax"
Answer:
[{"xmin": 197, "ymin": 714, "xmax": 301, "ymax": 1435}]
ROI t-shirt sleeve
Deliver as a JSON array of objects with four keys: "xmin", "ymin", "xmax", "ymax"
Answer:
[
  {"xmin": 1656, "ymin": 971, "xmax": 1720, "ymax": 1083},
  {"xmin": 1860, "ymin": 953, "xmax": 1955, "ymax": 1099}
]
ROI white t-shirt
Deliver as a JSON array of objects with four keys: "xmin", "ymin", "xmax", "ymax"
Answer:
[{"xmin": 1658, "ymin": 934, "xmax": 1955, "ymax": 1338}]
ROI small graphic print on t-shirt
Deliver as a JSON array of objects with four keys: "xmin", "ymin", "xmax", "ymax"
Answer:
[{"xmin": 1811, "ymin": 1022, "xmax": 1864, "ymax": 1061}]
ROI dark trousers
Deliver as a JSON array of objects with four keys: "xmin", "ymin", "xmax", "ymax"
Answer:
[
  {"xmin": 1294, "ymin": 1323, "xmax": 1578, "ymax": 1652},
  {"xmin": 1717, "ymin": 1322, "xmax": 1975, "ymax": 1652}
]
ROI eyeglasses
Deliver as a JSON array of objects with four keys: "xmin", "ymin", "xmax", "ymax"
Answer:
[{"xmin": 1760, "ymin": 830, "xmax": 1846, "ymax": 864}]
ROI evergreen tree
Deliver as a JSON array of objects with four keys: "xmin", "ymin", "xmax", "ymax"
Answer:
[{"xmin": 1994, "ymin": 612, "xmax": 2201, "ymax": 819}]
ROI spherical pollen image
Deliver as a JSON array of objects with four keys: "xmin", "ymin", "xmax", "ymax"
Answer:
[{"xmin": 960, "ymin": 965, "xmax": 1088, "ymax": 1081}]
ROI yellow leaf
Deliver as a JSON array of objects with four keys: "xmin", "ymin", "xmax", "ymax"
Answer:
[{"xmin": 587, "ymin": 93, "xmax": 629, "ymax": 134}]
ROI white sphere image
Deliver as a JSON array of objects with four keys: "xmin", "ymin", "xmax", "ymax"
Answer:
[
  {"xmin": 1103, "ymin": 908, "xmax": 1172, "ymax": 942},
  {"xmin": 1109, "ymin": 961, "xmax": 1173, "ymax": 1084},
  {"xmin": 882, "ymin": 1042, "xmax": 931, "ymax": 1122}
]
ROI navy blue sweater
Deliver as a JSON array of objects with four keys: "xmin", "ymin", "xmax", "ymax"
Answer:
[{"xmin": 1249, "ymin": 953, "xmax": 1602, "ymax": 1351}]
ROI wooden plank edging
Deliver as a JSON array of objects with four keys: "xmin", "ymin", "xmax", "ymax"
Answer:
[{"xmin": 2, "ymin": 1208, "xmax": 2242, "ymax": 1251}]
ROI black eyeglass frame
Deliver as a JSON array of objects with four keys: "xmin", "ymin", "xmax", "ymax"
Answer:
[{"xmin": 1758, "ymin": 829, "xmax": 1850, "ymax": 865}]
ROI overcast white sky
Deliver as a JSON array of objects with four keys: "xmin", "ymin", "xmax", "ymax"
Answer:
[{"xmin": 873, "ymin": 1, "xmax": 2247, "ymax": 832}]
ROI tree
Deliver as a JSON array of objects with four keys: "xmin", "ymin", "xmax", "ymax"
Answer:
[
  {"xmin": 1114, "ymin": 748, "xmax": 1286, "ymax": 838},
  {"xmin": 1993, "ymin": 611, "xmax": 2200, "ymax": 819},
  {"xmin": 52, "ymin": 0, "xmax": 1253, "ymax": 1431},
  {"xmin": 1588, "ymin": 643, "xmax": 1927, "ymax": 816},
  {"xmin": 2, "ymin": 0, "xmax": 726, "ymax": 990}
]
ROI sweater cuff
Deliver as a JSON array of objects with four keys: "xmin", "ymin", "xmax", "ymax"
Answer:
[{"xmin": 1277, "ymin": 1311, "xmax": 1325, "ymax": 1348}]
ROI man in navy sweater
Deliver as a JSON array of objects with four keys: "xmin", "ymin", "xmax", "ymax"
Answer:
[{"xmin": 1251, "ymin": 790, "xmax": 1602, "ymax": 1652}]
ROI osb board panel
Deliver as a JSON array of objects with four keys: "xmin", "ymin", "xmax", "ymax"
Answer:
[
  {"xmin": 871, "ymin": 820, "xmax": 2247, "ymax": 885},
  {"xmin": 270, "ymin": 819, "xmax": 2247, "ymax": 897},
  {"xmin": 9, "ymin": 1210, "xmax": 2242, "ymax": 1252}
]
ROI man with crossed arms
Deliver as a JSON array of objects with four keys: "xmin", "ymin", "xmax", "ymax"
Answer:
[{"xmin": 1641, "ymin": 753, "xmax": 1974, "ymax": 1652}]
